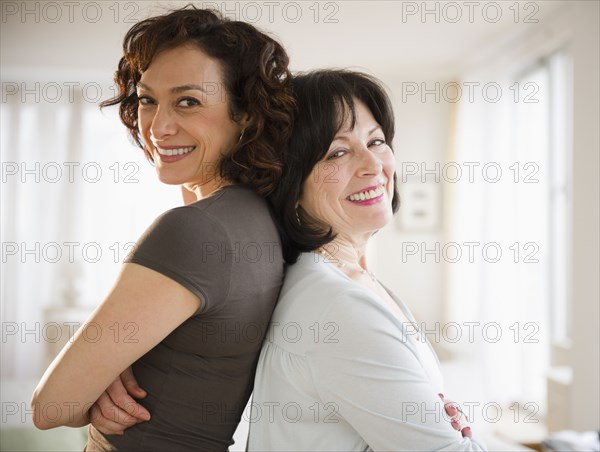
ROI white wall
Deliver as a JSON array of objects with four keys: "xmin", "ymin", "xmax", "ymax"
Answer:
[
  {"xmin": 372, "ymin": 75, "xmax": 451, "ymax": 328},
  {"xmin": 569, "ymin": 0, "xmax": 600, "ymax": 431}
]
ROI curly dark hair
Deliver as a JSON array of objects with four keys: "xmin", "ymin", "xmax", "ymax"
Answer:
[
  {"xmin": 268, "ymin": 70, "xmax": 401, "ymax": 264},
  {"xmin": 100, "ymin": 5, "xmax": 295, "ymax": 195}
]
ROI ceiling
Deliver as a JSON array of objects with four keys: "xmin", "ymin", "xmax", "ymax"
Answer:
[{"xmin": 1, "ymin": 1, "xmax": 568, "ymax": 80}]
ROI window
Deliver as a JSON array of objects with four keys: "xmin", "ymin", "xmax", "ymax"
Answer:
[{"xmin": 448, "ymin": 49, "xmax": 573, "ymax": 413}]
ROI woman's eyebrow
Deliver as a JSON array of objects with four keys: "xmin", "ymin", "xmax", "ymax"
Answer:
[
  {"xmin": 171, "ymin": 84, "xmax": 209, "ymax": 94},
  {"xmin": 136, "ymin": 82, "xmax": 152, "ymax": 91},
  {"xmin": 332, "ymin": 125, "xmax": 382, "ymax": 141},
  {"xmin": 367, "ymin": 125, "xmax": 383, "ymax": 135},
  {"xmin": 136, "ymin": 82, "xmax": 208, "ymax": 94}
]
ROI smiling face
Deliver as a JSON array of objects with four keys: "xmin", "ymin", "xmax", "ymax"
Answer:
[
  {"xmin": 299, "ymin": 99, "xmax": 396, "ymax": 241},
  {"xmin": 136, "ymin": 45, "xmax": 245, "ymax": 192}
]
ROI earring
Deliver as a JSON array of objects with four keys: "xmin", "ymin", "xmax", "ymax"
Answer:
[
  {"xmin": 238, "ymin": 128, "xmax": 245, "ymax": 143},
  {"xmin": 295, "ymin": 205, "xmax": 301, "ymax": 225}
]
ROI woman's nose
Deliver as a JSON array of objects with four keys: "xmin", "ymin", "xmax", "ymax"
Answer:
[
  {"xmin": 150, "ymin": 106, "xmax": 177, "ymax": 141},
  {"xmin": 357, "ymin": 148, "xmax": 383, "ymax": 176}
]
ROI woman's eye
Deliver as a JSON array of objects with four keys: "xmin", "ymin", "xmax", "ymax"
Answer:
[
  {"xmin": 369, "ymin": 138, "xmax": 386, "ymax": 147},
  {"xmin": 177, "ymin": 97, "xmax": 200, "ymax": 108},
  {"xmin": 138, "ymin": 96, "xmax": 154, "ymax": 106},
  {"xmin": 326, "ymin": 150, "xmax": 347, "ymax": 160}
]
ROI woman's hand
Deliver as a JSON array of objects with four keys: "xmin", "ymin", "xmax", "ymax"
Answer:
[
  {"xmin": 439, "ymin": 393, "xmax": 472, "ymax": 438},
  {"xmin": 90, "ymin": 367, "xmax": 151, "ymax": 435}
]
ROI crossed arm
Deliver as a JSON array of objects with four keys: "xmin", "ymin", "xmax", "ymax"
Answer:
[
  {"xmin": 31, "ymin": 263, "xmax": 200, "ymax": 429},
  {"xmin": 33, "ymin": 187, "xmax": 204, "ymax": 433}
]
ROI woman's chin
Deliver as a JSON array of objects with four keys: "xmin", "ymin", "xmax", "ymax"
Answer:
[
  {"xmin": 155, "ymin": 169, "xmax": 187, "ymax": 186},
  {"xmin": 157, "ymin": 176, "xmax": 181, "ymax": 185},
  {"xmin": 366, "ymin": 211, "xmax": 394, "ymax": 231},
  {"xmin": 348, "ymin": 217, "xmax": 392, "ymax": 237}
]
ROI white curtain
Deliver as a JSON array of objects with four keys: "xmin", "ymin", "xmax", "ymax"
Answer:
[{"xmin": 1, "ymin": 84, "xmax": 180, "ymax": 381}]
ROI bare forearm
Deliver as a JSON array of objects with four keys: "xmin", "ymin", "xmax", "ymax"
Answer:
[
  {"xmin": 31, "ymin": 264, "xmax": 199, "ymax": 430},
  {"xmin": 31, "ymin": 394, "xmax": 92, "ymax": 429}
]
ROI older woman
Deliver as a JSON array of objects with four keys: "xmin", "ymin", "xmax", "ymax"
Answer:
[
  {"xmin": 31, "ymin": 6, "xmax": 295, "ymax": 451},
  {"xmin": 247, "ymin": 70, "xmax": 487, "ymax": 451}
]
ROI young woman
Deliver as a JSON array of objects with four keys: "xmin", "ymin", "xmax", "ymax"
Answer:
[{"xmin": 31, "ymin": 6, "xmax": 295, "ymax": 450}]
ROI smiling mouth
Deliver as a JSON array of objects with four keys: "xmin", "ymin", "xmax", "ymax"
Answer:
[
  {"xmin": 347, "ymin": 185, "xmax": 385, "ymax": 202},
  {"xmin": 155, "ymin": 146, "xmax": 196, "ymax": 156}
]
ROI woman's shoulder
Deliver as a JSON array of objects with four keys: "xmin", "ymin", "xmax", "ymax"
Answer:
[
  {"xmin": 189, "ymin": 185, "xmax": 268, "ymax": 214},
  {"xmin": 188, "ymin": 185, "xmax": 277, "ymax": 234},
  {"xmin": 148, "ymin": 202, "xmax": 230, "ymax": 243},
  {"xmin": 281, "ymin": 253, "xmax": 380, "ymax": 301},
  {"xmin": 130, "ymin": 189, "xmax": 251, "ymax": 264},
  {"xmin": 154, "ymin": 185, "xmax": 275, "ymax": 238},
  {"xmin": 281, "ymin": 253, "xmax": 362, "ymax": 299},
  {"xmin": 271, "ymin": 254, "xmax": 390, "ymax": 330},
  {"xmin": 272, "ymin": 253, "xmax": 419, "ymax": 343}
]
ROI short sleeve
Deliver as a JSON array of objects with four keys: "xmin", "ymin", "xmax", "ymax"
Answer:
[
  {"xmin": 124, "ymin": 206, "xmax": 232, "ymax": 316},
  {"xmin": 307, "ymin": 290, "xmax": 487, "ymax": 451}
]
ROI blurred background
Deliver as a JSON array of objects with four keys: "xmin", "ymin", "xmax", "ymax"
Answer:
[{"xmin": 1, "ymin": 1, "xmax": 598, "ymax": 450}]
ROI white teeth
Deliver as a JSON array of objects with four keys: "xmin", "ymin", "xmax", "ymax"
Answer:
[
  {"xmin": 348, "ymin": 185, "xmax": 385, "ymax": 202},
  {"xmin": 156, "ymin": 146, "xmax": 195, "ymax": 156}
]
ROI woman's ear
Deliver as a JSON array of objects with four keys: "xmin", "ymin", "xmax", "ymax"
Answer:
[
  {"xmin": 237, "ymin": 113, "xmax": 250, "ymax": 142},
  {"xmin": 238, "ymin": 112, "xmax": 250, "ymax": 130}
]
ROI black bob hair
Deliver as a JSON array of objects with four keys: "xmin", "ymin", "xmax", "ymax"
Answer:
[{"xmin": 269, "ymin": 70, "xmax": 401, "ymax": 264}]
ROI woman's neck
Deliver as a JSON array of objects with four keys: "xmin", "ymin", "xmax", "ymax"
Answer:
[
  {"xmin": 319, "ymin": 235, "xmax": 370, "ymax": 272},
  {"xmin": 182, "ymin": 177, "xmax": 233, "ymax": 204}
]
